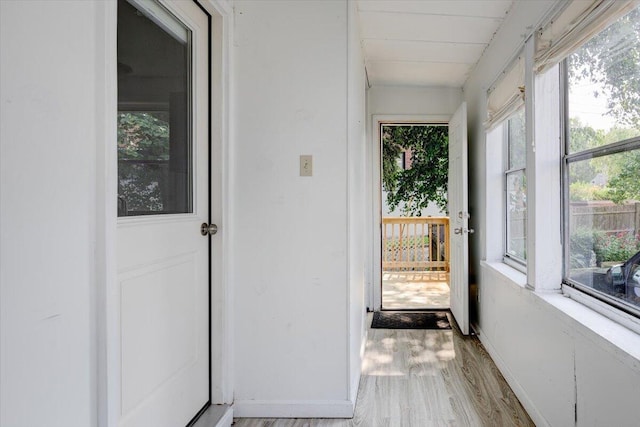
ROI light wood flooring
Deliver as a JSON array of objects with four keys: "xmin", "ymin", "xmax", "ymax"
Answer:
[
  {"xmin": 382, "ymin": 271, "xmax": 450, "ymax": 310},
  {"xmin": 233, "ymin": 315, "xmax": 534, "ymax": 427}
]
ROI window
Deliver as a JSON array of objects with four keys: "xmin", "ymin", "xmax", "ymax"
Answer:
[
  {"xmin": 117, "ymin": 0, "xmax": 192, "ymax": 216},
  {"xmin": 564, "ymin": 6, "xmax": 640, "ymax": 315},
  {"xmin": 505, "ymin": 110, "xmax": 527, "ymax": 266}
]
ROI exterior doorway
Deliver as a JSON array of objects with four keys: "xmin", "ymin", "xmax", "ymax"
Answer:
[{"xmin": 378, "ymin": 123, "xmax": 450, "ymax": 310}]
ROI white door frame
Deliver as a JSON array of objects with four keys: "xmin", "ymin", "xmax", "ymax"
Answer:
[
  {"xmin": 368, "ymin": 114, "xmax": 450, "ymax": 311},
  {"xmin": 98, "ymin": 1, "xmax": 234, "ymax": 425},
  {"xmin": 198, "ymin": 0, "xmax": 234, "ymax": 407}
]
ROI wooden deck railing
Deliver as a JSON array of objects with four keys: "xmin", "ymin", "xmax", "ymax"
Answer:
[{"xmin": 382, "ymin": 217, "xmax": 450, "ymax": 271}]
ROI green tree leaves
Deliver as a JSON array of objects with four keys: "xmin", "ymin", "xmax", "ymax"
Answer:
[
  {"xmin": 382, "ymin": 125, "xmax": 448, "ymax": 216},
  {"xmin": 569, "ymin": 7, "xmax": 640, "ymax": 129},
  {"xmin": 569, "ymin": 121, "xmax": 640, "ymax": 203},
  {"xmin": 118, "ymin": 111, "xmax": 170, "ymax": 213}
]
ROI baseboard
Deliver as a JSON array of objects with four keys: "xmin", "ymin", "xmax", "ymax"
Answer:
[
  {"xmin": 476, "ymin": 327, "xmax": 550, "ymax": 427},
  {"xmin": 232, "ymin": 399, "xmax": 355, "ymax": 418},
  {"xmin": 216, "ymin": 406, "xmax": 233, "ymax": 427},
  {"xmin": 190, "ymin": 404, "xmax": 233, "ymax": 427}
]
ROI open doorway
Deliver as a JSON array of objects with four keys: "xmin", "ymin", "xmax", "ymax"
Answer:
[{"xmin": 379, "ymin": 123, "xmax": 450, "ymax": 310}]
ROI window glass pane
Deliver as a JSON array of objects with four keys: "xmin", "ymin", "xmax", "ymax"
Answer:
[
  {"xmin": 567, "ymin": 149, "xmax": 640, "ymax": 309},
  {"xmin": 567, "ymin": 7, "xmax": 640, "ymax": 154},
  {"xmin": 564, "ymin": 7, "xmax": 640, "ymax": 313},
  {"xmin": 506, "ymin": 170, "xmax": 527, "ymax": 260},
  {"xmin": 117, "ymin": 0, "xmax": 192, "ymax": 216},
  {"xmin": 508, "ymin": 110, "xmax": 526, "ymax": 170}
]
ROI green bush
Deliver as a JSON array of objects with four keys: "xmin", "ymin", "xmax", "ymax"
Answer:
[
  {"xmin": 595, "ymin": 231, "xmax": 640, "ymax": 263},
  {"xmin": 569, "ymin": 182, "xmax": 610, "ymax": 202},
  {"xmin": 571, "ymin": 228, "xmax": 640, "ymax": 268},
  {"xmin": 570, "ymin": 228, "xmax": 601, "ymax": 268}
]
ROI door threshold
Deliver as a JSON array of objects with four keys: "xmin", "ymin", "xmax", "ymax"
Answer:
[
  {"xmin": 380, "ymin": 308, "xmax": 451, "ymax": 312},
  {"xmin": 189, "ymin": 404, "xmax": 233, "ymax": 427}
]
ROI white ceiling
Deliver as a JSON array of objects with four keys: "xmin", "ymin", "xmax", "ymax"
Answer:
[{"xmin": 357, "ymin": 0, "xmax": 514, "ymax": 87}]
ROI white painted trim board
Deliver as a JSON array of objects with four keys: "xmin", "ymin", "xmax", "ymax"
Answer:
[{"xmin": 233, "ymin": 400, "xmax": 356, "ymax": 419}]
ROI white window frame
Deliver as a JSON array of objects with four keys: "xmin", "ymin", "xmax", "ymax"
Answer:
[
  {"xmin": 561, "ymin": 58, "xmax": 640, "ymax": 319},
  {"xmin": 503, "ymin": 110, "xmax": 527, "ymax": 271}
]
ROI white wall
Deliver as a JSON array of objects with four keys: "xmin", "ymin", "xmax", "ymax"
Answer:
[
  {"xmin": 347, "ymin": 0, "xmax": 367, "ymax": 406},
  {"xmin": 231, "ymin": 0, "xmax": 364, "ymax": 417},
  {"xmin": 466, "ymin": 1, "xmax": 640, "ymax": 426},
  {"xmin": 1, "ymin": 0, "xmax": 367, "ymax": 423},
  {"xmin": 367, "ymin": 86, "xmax": 462, "ymax": 118},
  {"xmin": 0, "ymin": 1, "xmax": 113, "ymax": 426}
]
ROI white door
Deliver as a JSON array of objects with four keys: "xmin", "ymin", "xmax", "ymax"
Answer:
[
  {"xmin": 116, "ymin": 1, "xmax": 210, "ymax": 426},
  {"xmin": 448, "ymin": 102, "xmax": 470, "ymax": 335}
]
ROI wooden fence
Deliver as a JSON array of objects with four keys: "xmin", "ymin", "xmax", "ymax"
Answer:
[
  {"xmin": 570, "ymin": 202, "xmax": 640, "ymax": 234},
  {"xmin": 382, "ymin": 217, "xmax": 449, "ymax": 271}
]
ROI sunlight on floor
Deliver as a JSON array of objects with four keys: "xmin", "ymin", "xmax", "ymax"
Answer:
[
  {"xmin": 362, "ymin": 328, "xmax": 456, "ymax": 377},
  {"xmin": 382, "ymin": 271, "xmax": 450, "ymax": 309}
]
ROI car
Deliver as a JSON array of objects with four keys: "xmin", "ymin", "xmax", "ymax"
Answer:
[{"xmin": 605, "ymin": 250, "xmax": 640, "ymax": 300}]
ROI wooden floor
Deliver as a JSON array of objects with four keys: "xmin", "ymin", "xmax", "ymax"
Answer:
[
  {"xmin": 233, "ymin": 315, "xmax": 534, "ymax": 427},
  {"xmin": 382, "ymin": 271, "xmax": 450, "ymax": 310}
]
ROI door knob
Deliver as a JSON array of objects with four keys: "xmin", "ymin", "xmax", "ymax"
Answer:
[
  {"xmin": 201, "ymin": 223, "xmax": 218, "ymax": 236},
  {"xmin": 454, "ymin": 227, "xmax": 474, "ymax": 235}
]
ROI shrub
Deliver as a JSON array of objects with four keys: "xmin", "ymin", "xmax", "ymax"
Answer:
[
  {"xmin": 569, "ymin": 181, "xmax": 610, "ymax": 202},
  {"xmin": 594, "ymin": 231, "xmax": 640, "ymax": 263},
  {"xmin": 570, "ymin": 228, "xmax": 600, "ymax": 268}
]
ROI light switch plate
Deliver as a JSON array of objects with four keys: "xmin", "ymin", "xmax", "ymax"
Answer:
[{"xmin": 300, "ymin": 155, "xmax": 312, "ymax": 176}]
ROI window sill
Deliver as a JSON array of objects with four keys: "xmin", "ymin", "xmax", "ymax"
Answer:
[
  {"xmin": 481, "ymin": 260, "xmax": 640, "ymax": 365},
  {"xmin": 536, "ymin": 290, "xmax": 640, "ymax": 366},
  {"xmin": 481, "ymin": 260, "xmax": 527, "ymax": 288}
]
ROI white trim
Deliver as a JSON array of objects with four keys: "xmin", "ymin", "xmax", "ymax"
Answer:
[
  {"xmin": 201, "ymin": 0, "xmax": 234, "ymax": 405},
  {"xmin": 482, "ymin": 261, "xmax": 527, "ymax": 288},
  {"xmin": 369, "ymin": 114, "xmax": 450, "ymax": 310},
  {"xmin": 99, "ymin": 2, "xmax": 119, "ymax": 426},
  {"xmin": 215, "ymin": 406, "xmax": 234, "ymax": 427},
  {"xmin": 232, "ymin": 400, "xmax": 356, "ymax": 419},
  {"xmin": 502, "ymin": 255, "xmax": 526, "ymax": 274},
  {"xmin": 562, "ymin": 285, "xmax": 640, "ymax": 337},
  {"xmin": 538, "ymin": 292, "xmax": 640, "ymax": 369},
  {"xmin": 527, "ymin": 43, "xmax": 563, "ymax": 293},
  {"xmin": 128, "ymin": 0, "xmax": 189, "ymax": 43},
  {"xmin": 476, "ymin": 327, "xmax": 551, "ymax": 427}
]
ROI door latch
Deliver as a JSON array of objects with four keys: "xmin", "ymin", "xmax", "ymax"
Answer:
[
  {"xmin": 200, "ymin": 223, "xmax": 218, "ymax": 236},
  {"xmin": 454, "ymin": 227, "xmax": 475, "ymax": 235}
]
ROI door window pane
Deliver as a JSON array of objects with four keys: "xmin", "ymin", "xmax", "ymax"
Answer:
[{"xmin": 117, "ymin": 0, "xmax": 192, "ymax": 216}]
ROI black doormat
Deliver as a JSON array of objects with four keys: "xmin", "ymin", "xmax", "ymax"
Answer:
[{"xmin": 371, "ymin": 311, "xmax": 451, "ymax": 330}]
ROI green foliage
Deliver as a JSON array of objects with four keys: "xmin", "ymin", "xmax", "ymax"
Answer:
[
  {"xmin": 570, "ymin": 228, "xmax": 599, "ymax": 268},
  {"xmin": 118, "ymin": 111, "xmax": 170, "ymax": 212},
  {"xmin": 384, "ymin": 235, "xmax": 430, "ymax": 250},
  {"xmin": 569, "ymin": 182, "xmax": 609, "ymax": 202},
  {"xmin": 595, "ymin": 231, "xmax": 640, "ymax": 263},
  {"xmin": 569, "ymin": 7, "xmax": 640, "ymax": 128},
  {"xmin": 382, "ymin": 125, "xmax": 448, "ymax": 216},
  {"xmin": 118, "ymin": 111, "xmax": 170, "ymax": 160},
  {"xmin": 606, "ymin": 149, "xmax": 640, "ymax": 203},
  {"xmin": 570, "ymin": 228, "xmax": 640, "ymax": 267},
  {"xmin": 568, "ymin": 120, "xmax": 640, "ymax": 204},
  {"xmin": 569, "ymin": 117, "xmax": 605, "ymax": 153}
]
